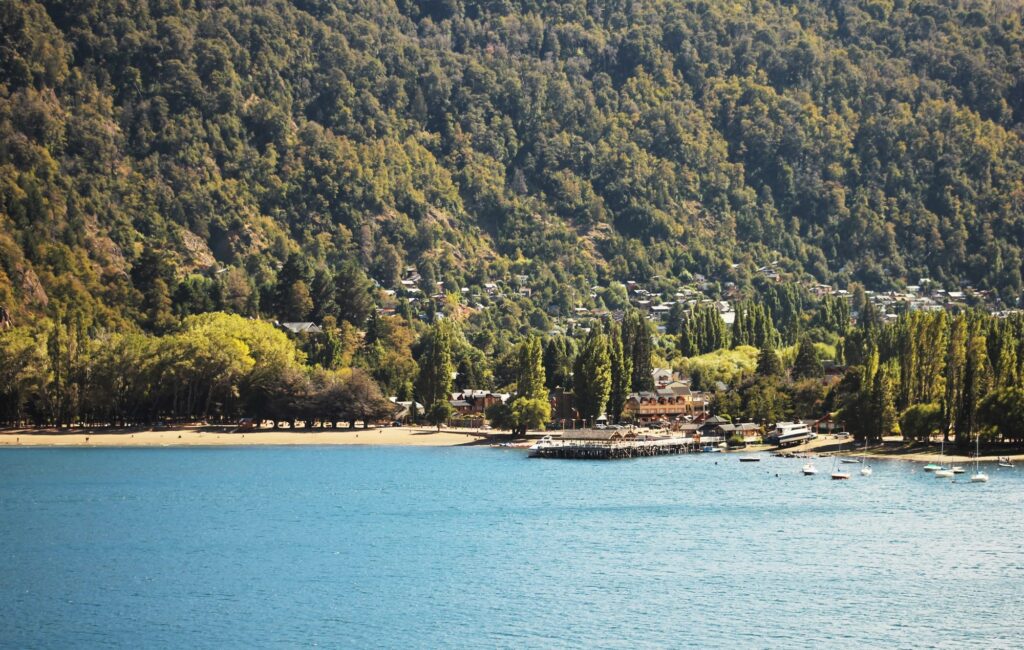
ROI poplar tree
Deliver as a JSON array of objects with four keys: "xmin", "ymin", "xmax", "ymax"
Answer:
[
  {"xmin": 608, "ymin": 323, "xmax": 631, "ymax": 422},
  {"xmin": 573, "ymin": 324, "xmax": 611, "ymax": 423},
  {"xmin": 623, "ymin": 311, "xmax": 653, "ymax": 391},
  {"xmin": 956, "ymin": 334, "xmax": 992, "ymax": 452},
  {"xmin": 543, "ymin": 336, "xmax": 576, "ymax": 390},
  {"xmin": 416, "ymin": 320, "xmax": 454, "ymax": 417},
  {"xmin": 510, "ymin": 334, "xmax": 549, "ymax": 435},
  {"xmin": 943, "ymin": 316, "xmax": 968, "ymax": 441}
]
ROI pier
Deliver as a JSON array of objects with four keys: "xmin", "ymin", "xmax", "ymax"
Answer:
[{"xmin": 529, "ymin": 429, "xmax": 704, "ymax": 459}]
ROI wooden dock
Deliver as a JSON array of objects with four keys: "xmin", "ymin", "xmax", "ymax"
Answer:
[{"xmin": 529, "ymin": 439, "xmax": 699, "ymax": 460}]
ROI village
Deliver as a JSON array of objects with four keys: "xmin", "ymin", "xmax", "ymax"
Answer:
[
  {"xmin": 271, "ymin": 263, "xmax": 1019, "ymax": 452},
  {"xmin": 369, "ymin": 260, "xmax": 1019, "ymax": 335},
  {"xmin": 382, "ymin": 364, "xmax": 835, "ymax": 455}
]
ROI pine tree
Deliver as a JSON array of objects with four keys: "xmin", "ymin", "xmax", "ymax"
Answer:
[
  {"xmin": 755, "ymin": 346, "xmax": 783, "ymax": 377},
  {"xmin": 275, "ymin": 253, "xmax": 310, "ymax": 317},
  {"xmin": 792, "ymin": 336, "xmax": 823, "ymax": 380},
  {"xmin": 334, "ymin": 260, "xmax": 375, "ymax": 327},
  {"xmin": 309, "ymin": 268, "xmax": 337, "ymax": 322},
  {"xmin": 285, "ymin": 280, "xmax": 314, "ymax": 320}
]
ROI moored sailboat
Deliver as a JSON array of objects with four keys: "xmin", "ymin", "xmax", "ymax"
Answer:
[
  {"xmin": 859, "ymin": 437, "xmax": 872, "ymax": 477},
  {"xmin": 934, "ymin": 436, "xmax": 954, "ymax": 478},
  {"xmin": 971, "ymin": 434, "xmax": 989, "ymax": 483},
  {"xmin": 831, "ymin": 441, "xmax": 850, "ymax": 480}
]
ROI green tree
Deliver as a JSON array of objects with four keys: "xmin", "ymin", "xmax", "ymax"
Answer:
[
  {"xmin": 622, "ymin": 311, "xmax": 653, "ymax": 391},
  {"xmin": 543, "ymin": 336, "xmax": 576, "ymax": 389},
  {"xmin": 427, "ymin": 400, "xmax": 454, "ymax": 430},
  {"xmin": 505, "ymin": 335, "xmax": 550, "ymax": 435},
  {"xmin": 755, "ymin": 346, "xmax": 783, "ymax": 378},
  {"xmin": 899, "ymin": 403, "xmax": 944, "ymax": 443},
  {"xmin": 955, "ymin": 335, "xmax": 992, "ymax": 452},
  {"xmin": 978, "ymin": 388, "xmax": 1024, "ymax": 443},
  {"xmin": 573, "ymin": 324, "xmax": 611, "ymax": 423},
  {"xmin": 608, "ymin": 323, "xmax": 631, "ymax": 422},
  {"xmin": 334, "ymin": 260, "xmax": 375, "ymax": 327},
  {"xmin": 515, "ymin": 335, "xmax": 546, "ymax": 401},
  {"xmin": 416, "ymin": 320, "xmax": 455, "ymax": 417},
  {"xmin": 792, "ymin": 336, "xmax": 823, "ymax": 380}
]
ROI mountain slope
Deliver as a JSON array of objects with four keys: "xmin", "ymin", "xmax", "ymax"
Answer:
[{"xmin": 1, "ymin": 0, "xmax": 1023, "ymax": 329}]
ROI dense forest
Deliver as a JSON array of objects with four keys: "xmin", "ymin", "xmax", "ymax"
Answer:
[{"xmin": 2, "ymin": 0, "xmax": 1024, "ymax": 441}]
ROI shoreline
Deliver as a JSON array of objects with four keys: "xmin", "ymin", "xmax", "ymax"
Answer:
[
  {"xmin": 0, "ymin": 425, "xmax": 493, "ymax": 448},
  {"xmin": 776, "ymin": 436, "xmax": 1024, "ymax": 463},
  {"xmin": 2, "ymin": 426, "xmax": 1022, "ymax": 462}
]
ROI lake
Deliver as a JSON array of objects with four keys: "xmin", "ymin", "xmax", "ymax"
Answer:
[{"xmin": 1, "ymin": 447, "xmax": 1020, "ymax": 648}]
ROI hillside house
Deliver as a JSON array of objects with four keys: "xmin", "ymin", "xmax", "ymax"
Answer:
[{"xmin": 278, "ymin": 322, "xmax": 324, "ymax": 335}]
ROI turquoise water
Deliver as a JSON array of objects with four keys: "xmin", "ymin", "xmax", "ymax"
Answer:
[{"xmin": 1, "ymin": 447, "xmax": 1021, "ymax": 648}]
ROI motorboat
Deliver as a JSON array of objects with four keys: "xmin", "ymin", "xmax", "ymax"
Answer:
[
  {"xmin": 802, "ymin": 462, "xmax": 818, "ymax": 476},
  {"xmin": 840, "ymin": 458, "xmax": 861, "ymax": 464},
  {"xmin": 527, "ymin": 435, "xmax": 554, "ymax": 458},
  {"xmin": 935, "ymin": 468, "xmax": 954, "ymax": 478},
  {"xmin": 860, "ymin": 466, "xmax": 873, "ymax": 477},
  {"xmin": 951, "ymin": 466, "xmax": 965, "ymax": 475},
  {"xmin": 997, "ymin": 457, "xmax": 1014, "ymax": 468},
  {"xmin": 923, "ymin": 463, "xmax": 942, "ymax": 472},
  {"xmin": 739, "ymin": 456, "xmax": 760, "ymax": 462}
]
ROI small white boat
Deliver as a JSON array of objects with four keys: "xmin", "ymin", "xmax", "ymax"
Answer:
[
  {"xmin": 997, "ymin": 457, "xmax": 1014, "ymax": 468},
  {"xmin": 739, "ymin": 456, "xmax": 760, "ymax": 462},
  {"xmin": 831, "ymin": 441, "xmax": 851, "ymax": 479},
  {"xmin": 859, "ymin": 438, "xmax": 872, "ymax": 477},
  {"xmin": 840, "ymin": 458, "xmax": 861, "ymax": 464},
  {"xmin": 527, "ymin": 435, "xmax": 554, "ymax": 458},
  {"xmin": 930, "ymin": 436, "xmax": 952, "ymax": 474},
  {"xmin": 803, "ymin": 463, "xmax": 818, "ymax": 475},
  {"xmin": 971, "ymin": 436, "xmax": 990, "ymax": 482},
  {"xmin": 951, "ymin": 466, "xmax": 965, "ymax": 474}
]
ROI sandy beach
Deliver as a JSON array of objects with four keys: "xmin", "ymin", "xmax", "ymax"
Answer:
[
  {"xmin": 0, "ymin": 425, "xmax": 493, "ymax": 448},
  {"xmin": 3, "ymin": 426, "xmax": 1023, "ymax": 463}
]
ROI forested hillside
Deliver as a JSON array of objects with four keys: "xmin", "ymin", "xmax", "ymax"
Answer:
[{"xmin": 2, "ymin": 0, "xmax": 1024, "ymax": 330}]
